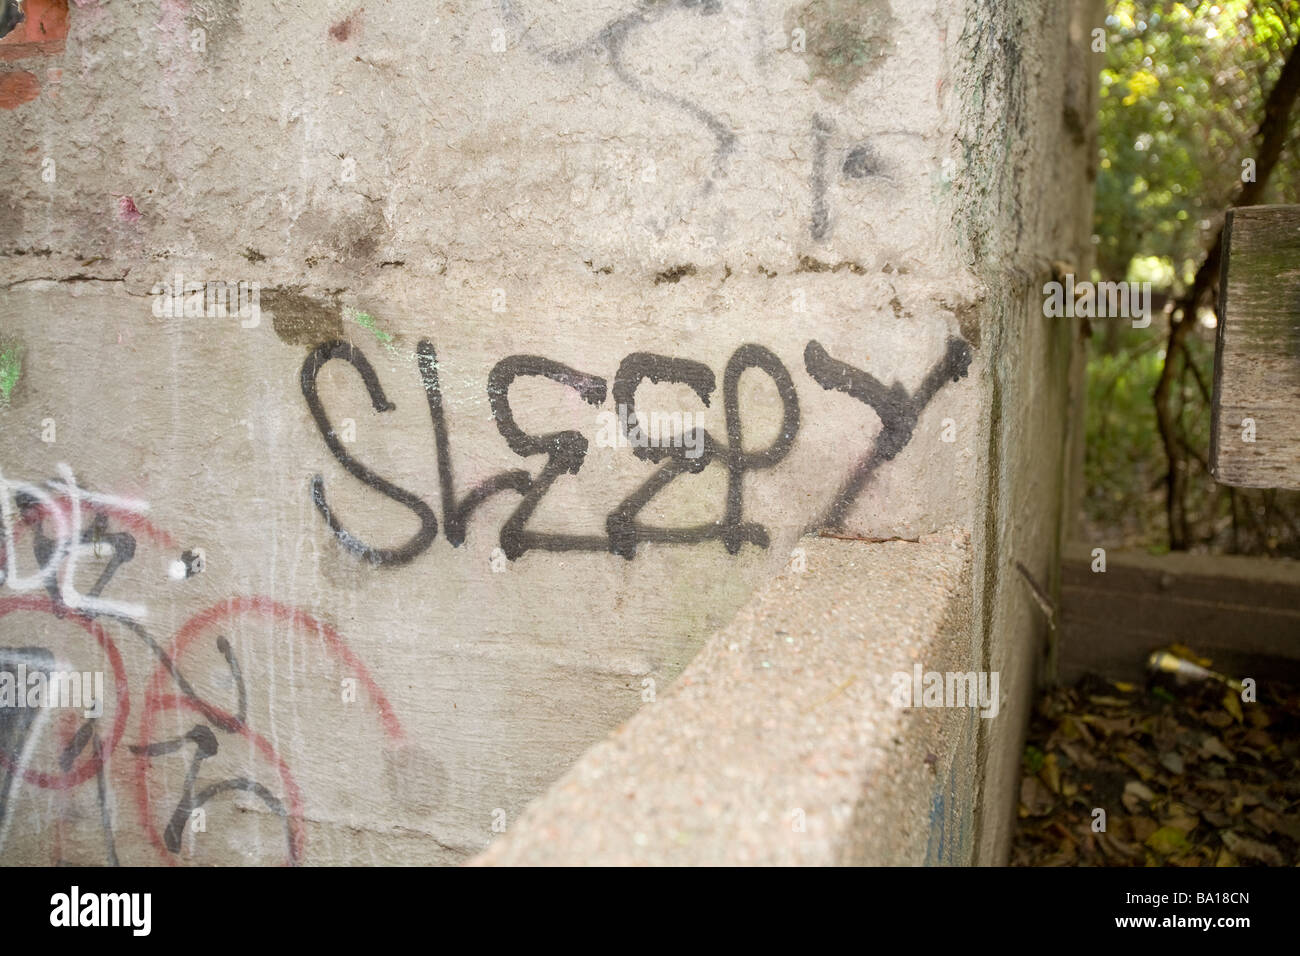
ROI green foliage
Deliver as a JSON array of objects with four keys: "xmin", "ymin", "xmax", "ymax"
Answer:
[
  {"xmin": 1083, "ymin": 324, "xmax": 1166, "ymax": 549},
  {"xmin": 1086, "ymin": 1, "xmax": 1300, "ymax": 556},
  {"xmin": 1095, "ymin": 0, "xmax": 1300, "ymax": 284}
]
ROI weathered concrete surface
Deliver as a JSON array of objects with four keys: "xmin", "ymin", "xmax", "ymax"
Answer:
[
  {"xmin": 0, "ymin": 276, "xmax": 973, "ymax": 865},
  {"xmin": 955, "ymin": 0, "xmax": 1102, "ymax": 864},
  {"xmin": 476, "ymin": 0, "xmax": 1101, "ymax": 866},
  {"xmin": 474, "ymin": 535, "xmax": 976, "ymax": 866},
  {"xmin": 0, "ymin": 0, "xmax": 1097, "ymax": 865}
]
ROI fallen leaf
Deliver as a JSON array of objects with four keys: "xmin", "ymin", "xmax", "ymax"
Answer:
[
  {"xmin": 1040, "ymin": 753, "xmax": 1061, "ymax": 795},
  {"xmin": 1118, "ymin": 750, "xmax": 1158, "ymax": 780},
  {"xmin": 1159, "ymin": 751, "xmax": 1185, "ymax": 775},
  {"xmin": 1089, "ymin": 695, "xmax": 1132, "ymax": 708},
  {"xmin": 1147, "ymin": 826, "xmax": 1191, "ymax": 855},
  {"xmin": 1020, "ymin": 776, "xmax": 1054, "ymax": 817},
  {"xmin": 1246, "ymin": 807, "xmax": 1276, "ymax": 834},
  {"xmin": 1274, "ymin": 815, "xmax": 1300, "ymax": 842},
  {"xmin": 1200, "ymin": 735, "xmax": 1234, "ymax": 762},
  {"xmin": 1058, "ymin": 740, "xmax": 1097, "ymax": 770},
  {"xmin": 1162, "ymin": 804, "xmax": 1200, "ymax": 834},
  {"xmin": 1124, "ymin": 780, "xmax": 1155, "ymax": 806},
  {"xmin": 1013, "ymin": 672, "xmax": 1298, "ymax": 867},
  {"xmin": 1243, "ymin": 729, "xmax": 1273, "ymax": 750},
  {"xmin": 1203, "ymin": 810, "xmax": 1231, "ymax": 828},
  {"xmin": 1023, "ymin": 744, "xmax": 1046, "ymax": 775},
  {"xmin": 1223, "ymin": 691, "xmax": 1243, "ymax": 723},
  {"xmin": 1220, "ymin": 830, "xmax": 1283, "ymax": 865},
  {"xmin": 1130, "ymin": 816, "xmax": 1159, "ymax": 843}
]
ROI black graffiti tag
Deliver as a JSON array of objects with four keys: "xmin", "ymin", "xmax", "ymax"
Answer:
[
  {"xmin": 300, "ymin": 336, "xmax": 972, "ymax": 563},
  {"xmin": 301, "ymin": 341, "xmax": 439, "ymax": 566},
  {"xmin": 804, "ymin": 336, "xmax": 973, "ymax": 531}
]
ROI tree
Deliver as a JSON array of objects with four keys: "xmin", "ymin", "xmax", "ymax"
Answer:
[{"xmin": 1087, "ymin": 0, "xmax": 1300, "ymax": 555}]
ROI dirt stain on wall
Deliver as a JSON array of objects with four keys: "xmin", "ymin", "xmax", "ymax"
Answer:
[
  {"xmin": 266, "ymin": 288, "xmax": 345, "ymax": 346},
  {"xmin": 787, "ymin": 0, "xmax": 898, "ymax": 98}
]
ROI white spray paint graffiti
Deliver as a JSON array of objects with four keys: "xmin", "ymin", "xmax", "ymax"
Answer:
[{"xmin": 0, "ymin": 464, "xmax": 151, "ymax": 621}]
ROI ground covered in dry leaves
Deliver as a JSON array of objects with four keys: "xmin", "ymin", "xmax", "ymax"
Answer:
[{"xmin": 1011, "ymin": 668, "xmax": 1300, "ymax": 866}]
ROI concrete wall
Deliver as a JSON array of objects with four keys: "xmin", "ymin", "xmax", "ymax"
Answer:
[
  {"xmin": 954, "ymin": 0, "xmax": 1101, "ymax": 863},
  {"xmin": 0, "ymin": 0, "xmax": 1097, "ymax": 865}
]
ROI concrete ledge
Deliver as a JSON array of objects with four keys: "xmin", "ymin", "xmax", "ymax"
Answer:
[{"xmin": 473, "ymin": 534, "xmax": 980, "ymax": 866}]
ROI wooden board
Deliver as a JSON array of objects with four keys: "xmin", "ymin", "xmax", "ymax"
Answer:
[
  {"xmin": 1058, "ymin": 544, "xmax": 1300, "ymax": 685},
  {"xmin": 1210, "ymin": 204, "xmax": 1300, "ymax": 489}
]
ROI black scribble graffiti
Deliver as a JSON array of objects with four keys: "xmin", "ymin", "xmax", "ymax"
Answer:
[
  {"xmin": 55, "ymin": 718, "xmax": 120, "ymax": 866},
  {"xmin": 133, "ymin": 725, "xmax": 290, "ymax": 858},
  {"xmin": 487, "ymin": 355, "xmax": 611, "ymax": 559},
  {"xmin": 719, "ymin": 345, "xmax": 801, "ymax": 552},
  {"xmin": 303, "ymin": 333, "xmax": 968, "ymax": 563},
  {"xmin": 217, "ymin": 636, "xmax": 247, "ymax": 725},
  {"xmin": 301, "ymin": 341, "xmax": 439, "ymax": 566},
  {"xmin": 502, "ymin": 3, "xmax": 899, "ymax": 231},
  {"xmin": 0, "ymin": 644, "xmax": 127, "ymax": 866},
  {"xmin": 57, "ymin": 720, "xmax": 95, "ymax": 773},
  {"xmin": 611, "ymin": 352, "xmax": 718, "ymax": 468},
  {"xmin": 0, "ymin": 0, "xmax": 23, "ymax": 41},
  {"xmin": 811, "ymin": 121, "xmax": 892, "ymax": 240},
  {"xmin": 810, "ymin": 113, "xmax": 833, "ymax": 240},
  {"xmin": 500, "ymin": 0, "xmax": 737, "ymax": 181},
  {"xmin": 124, "ymin": 614, "xmax": 294, "ymax": 860},
  {"xmin": 606, "ymin": 352, "xmax": 717, "ymax": 557},
  {"xmin": 606, "ymin": 349, "xmax": 799, "ymax": 558},
  {"xmin": 0, "ymin": 482, "xmax": 304, "ymax": 865},
  {"xmin": 130, "ymin": 633, "xmax": 293, "ymax": 859},
  {"xmin": 178, "ymin": 549, "xmax": 205, "ymax": 578},
  {"xmin": 26, "ymin": 509, "xmax": 137, "ymax": 615},
  {"xmin": 417, "ymin": 342, "xmax": 531, "ymax": 549},
  {"xmin": 0, "ymin": 648, "xmax": 49, "ymax": 839},
  {"xmin": 804, "ymin": 336, "xmax": 973, "ymax": 531},
  {"xmin": 842, "ymin": 142, "xmax": 881, "ymax": 179},
  {"xmin": 12, "ymin": 487, "xmax": 213, "ymax": 705},
  {"xmin": 90, "ymin": 729, "xmax": 119, "ymax": 866}
]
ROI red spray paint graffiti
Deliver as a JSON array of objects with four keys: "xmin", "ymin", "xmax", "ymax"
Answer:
[{"xmin": 0, "ymin": 468, "xmax": 408, "ymax": 865}]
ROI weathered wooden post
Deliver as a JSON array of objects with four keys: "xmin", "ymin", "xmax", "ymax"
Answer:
[{"xmin": 1211, "ymin": 205, "xmax": 1300, "ymax": 490}]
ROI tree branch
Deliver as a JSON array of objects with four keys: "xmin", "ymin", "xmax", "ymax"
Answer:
[{"xmin": 1153, "ymin": 34, "xmax": 1300, "ymax": 549}]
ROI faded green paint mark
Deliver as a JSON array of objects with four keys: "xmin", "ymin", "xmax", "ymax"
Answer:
[
  {"xmin": 0, "ymin": 342, "xmax": 23, "ymax": 408},
  {"xmin": 347, "ymin": 307, "xmax": 418, "ymax": 364},
  {"xmin": 353, "ymin": 311, "xmax": 393, "ymax": 344}
]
